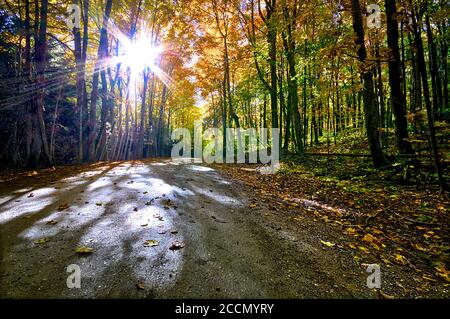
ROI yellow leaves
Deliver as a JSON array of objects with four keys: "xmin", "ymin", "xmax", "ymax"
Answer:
[
  {"xmin": 348, "ymin": 243, "xmax": 357, "ymax": 249},
  {"xmin": 320, "ymin": 240, "xmax": 335, "ymax": 247},
  {"xmin": 423, "ymin": 231, "xmax": 439, "ymax": 239},
  {"xmin": 46, "ymin": 220, "xmax": 58, "ymax": 225},
  {"xmin": 361, "ymin": 233, "xmax": 383, "ymax": 250},
  {"xmin": 412, "ymin": 243, "xmax": 427, "ymax": 252},
  {"xmin": 34, "ymin": 237, "xmax": 50, "ymax": 244},
  {"xmin": 362, "ymin": 234, "xmax": 376, "ymax": 243},
  {"xmin": 75, "ymin": 246, "xmax": 94, "ymax": 254},
  {"xmin": 249, "ymin": 203, "xmax": 257, "ymax": 208},
  {"xmin": 144, "ymin": 240, "xmax": 159, "ymax": 247},
  {"xmin": 422, "ymin": 274, "xmax": 436, "ymax": 282},
  {"xmin": 381, "ymin": 258, "xmax": 392, "ymax": 267},
  {"xmin": 345, "ymin": 227, "xmax": 357, "ymax": 235},
  {"xmin": 358, "ymin": 246, "xmax": 369, "ymax": 253},
  {"xmin": 424, "ymin": 230, "xmax": 434, "ymax": 238},
  {"xmin": 435, "ymin": 264, "xmax": 450, "ymax": 282},
  {"xmin": 371, "ymin": 228, "xmax": 383, "ymax": 235},
  {"xmin": 393, "ymin": 253, "xmax": 408, "ymax": 265}
]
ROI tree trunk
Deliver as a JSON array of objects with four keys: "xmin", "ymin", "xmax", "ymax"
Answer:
[
  {"xmin": 137, "ymin": 70, "xmax": 149, "ymax": 158},
  {"xmin": 266, "ymin": 0, "xmax": 279, "ymax": 143},
  {"xmin": 385, "ymin": 0, "xmax": 414, "ymax": 154},
  {"xmin": 72, "ymin": 0, "xmax": 84, "ymax": 162},
  {"xmin": 351, "ymin": 0, "xmax": 387, "ymax": 167},
  {"xmin": 281, "ymin": 1, "xmax": 302, "ymax": 152},
  {"xmin": 29, "ymin": 0, "xmax": 51, "ymax": 167},
  {"xmin": 410, "ymin": 2, "xmax": 446, "ymax": 191},
  {"xmin": 425, "ymin": 12, "xmax": 443, "ymax": 119},
  {"xmin": 87, "ymin": 0, "xmax": 112, "ymax": 162}
]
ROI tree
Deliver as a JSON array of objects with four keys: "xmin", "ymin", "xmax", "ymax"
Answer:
[
  {"xmin": 350, "ymin": 0, "xmax": 387, "ymax": 167},
  {"xmin": 385, "ymin": 0, "xmax": 414, "ymax": 154}
]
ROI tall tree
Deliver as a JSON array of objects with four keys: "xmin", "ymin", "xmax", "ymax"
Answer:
[
  {"xmin": 87, "ymin": 0, "xmax": 113, "ymax": 161},
  {"xmin": 385, "ymin": 0, "xmax": 414, "ymax": 154},
  {"xmin": 350, "ymin": 0, "xmax": 387, "ymax": 167},
  {"xmin": 29, "ymin": 0, "xmax": 51, "ymax": 167}
]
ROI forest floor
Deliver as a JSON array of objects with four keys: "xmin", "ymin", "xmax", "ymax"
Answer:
[
  {"xmin": 212, "ymin": 137, "xmax": 450, "ymax": 298},
  {"xmin": 0, "ymin": 157, "xmax": 448, "ymax": 298}
]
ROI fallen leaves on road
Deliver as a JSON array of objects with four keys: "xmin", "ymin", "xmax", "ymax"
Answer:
[
  {"xmin": 34, "ymin": 237, "xmax": 50, "ymax": 244},
  {"xmin": 136, "ymin": 282, "xmax": 145, "ymax": 290},
  {"xmin": 58, "ymin": 203, "xmax": 69, "ymax": 211},
  {"xmin": 46, "ymin": 220, "xmax": 58, "ymax": 225},
  {"xmin": 213, "ymin": 161, "xmax": 450, "ymax": 290},
  {"xmin": 144, "ymin": 240, "xmax": 159, "ymax": 247},
  {"xmin": 393, "ymin": 253, "xmax": 408, "ymax": 265},
  {"xmin": 75, "ymin": 246, "xmax": 94, "ymax": 254},
  {"xmin": 378, "ymin": 291, "xmax": 395, "ymax": 299},
  {"xmin": 320, "ymin": 240, "xmax": 335, "ymax": 247},
  {"xmin": 169, "ymin": 241, "xmax": 185, "ymax": 250},
  {"xmin": 435, "ymin": 264, "xmax": 450, "ymax": 282}
]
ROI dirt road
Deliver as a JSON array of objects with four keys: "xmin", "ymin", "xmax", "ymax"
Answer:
[{"xmin": 0, "ymin": 160, "xmax": 375, "ymax": 298}]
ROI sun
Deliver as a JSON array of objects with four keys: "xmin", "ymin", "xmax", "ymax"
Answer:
[
  {"xmin": 110, "ymin": 27, "xmax": 172, "ymax": 88},
  {"xmin": 119, "ymin": 33, "xmax": 164, "ymax": 73}
]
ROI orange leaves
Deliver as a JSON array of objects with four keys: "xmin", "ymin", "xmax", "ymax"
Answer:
[
  {"xmin": 58, "ymin": 203, "xmax": 70, "ymax": 211},
  {"xmin": 435, "ymin": 264, "xmax": 450, "ymax": 283}
]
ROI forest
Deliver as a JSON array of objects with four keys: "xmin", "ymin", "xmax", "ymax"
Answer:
[{"xmin": 0, "ymin": 0, "xmax": 449, "ymax": 299}]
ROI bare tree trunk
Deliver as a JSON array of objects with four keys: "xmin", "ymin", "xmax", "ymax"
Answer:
[
  {"xmin": 410, "ymin": 2, "xmax": 446, "ymax": 191},
  {"xmin": 281, "ymin": 0, "xmax": 302, "ymax": 152},
  {"xmin": 72, "ymin": 0, "xmax": 84, "ymax": 162},
  {"xmin": 425, "ymin": 11, "xmax": 443, "ymax": 119},
  {"xmin": 137, "ymin": 70, "xmax": 149, "ymax": 158},
  {"xmin": 385, "ymin": 0, "xmax": 414, "ymax": 154},
  {"xmin": 266, "ymin": 0, "xmax": 278, "ymax": 140},
  {"xmin": 87, "ymin": 0, "xmax": 112, "ymax": 162},
  {"xmin": 29, "ymin": 0, "xmax": 51, "ymax": 167},
  {"xmin": 24, "ymin": 0, "xmax": 32, "ymax": 162},
  {"xmin": 351, "ymin": 0, "xmax": 387, "ymax": 167}
]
